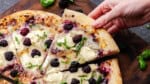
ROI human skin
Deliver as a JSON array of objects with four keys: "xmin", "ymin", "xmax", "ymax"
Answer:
[{"xmin": 88, "ymin": 0, "xmax": 150, "ymax": 33}]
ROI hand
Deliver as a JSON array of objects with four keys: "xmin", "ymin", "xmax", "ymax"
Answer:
[{"xmin": 88, "ymin": 0, "xmax": 150, "ymax": 33}]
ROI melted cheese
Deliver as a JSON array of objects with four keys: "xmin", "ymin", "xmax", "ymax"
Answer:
[
  {"xmin": 79, "ymin": 46, "xmax": 97, "ymax": 63},
  {"xmin": 0, "ymin": 36, "xmax": 16, "ymax": 67},
  {"xmin": 20, "ymin": 52, "xmax": 44, "ymax": 71},
  {"xmin": 44, "ymin": 72, "xmax": 63, "ymax": 84}
]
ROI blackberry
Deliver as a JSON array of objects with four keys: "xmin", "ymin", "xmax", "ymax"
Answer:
[
  {"xmin": 73, "ymin": 35, "xmax": 82, "ymax": 43},
  {"xmin": 88, "ymin": 78, "xmax": 96, "ymax": 84},
  {"xmin": 23, "ymin": 38, "xmax": 31, "ymax": 46},
  {"xmin": 45, "ymin": 39, "xmax": 52, "ymax": 48},
  {"xmin": 63, "ymin": 23, "xmax": 74, "ymax": 31},
  {"xmin": 50, "ymin": 58, "xmax": 60, "ymax": 67},
  {"xmin": 0, "ymin": 40, "xmax": 8, "ymax": 47},
  {"xmin": 20, "ymin": 28, "xmax": 29, "ymax": 36},
  {"xmin": 4, "ymin": 51, "xmax": 14, "ymax": 61},
  {"xmin": 10, "ymin": 70, "xmax": 18, "ymax": 77},
  {"xmin": 71, "ymin": 78, "xmax": 80, "ymax": 84},
  {"xmin": 82, "ymin": 65, "xmax": 91, "ymax": 73},
  {"xmin": 31, "ymin": 49, "xmax": 41, "ymax": 57}
]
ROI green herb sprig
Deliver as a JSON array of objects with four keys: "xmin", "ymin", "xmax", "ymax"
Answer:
[{"xmin": 26, "ymin": 63, "xmax": 40, "ymax": 69}]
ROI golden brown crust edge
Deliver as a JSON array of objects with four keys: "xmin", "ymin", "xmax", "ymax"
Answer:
[
  {"xmin": 106, "ymin": 59, "xmax": 122, "ymax": 84},
  {"xmin": 0, "ymin": 10, "xmax": 61, "ymax": 34}
]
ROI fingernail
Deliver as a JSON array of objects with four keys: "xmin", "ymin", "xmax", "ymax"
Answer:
[{"xmin": 92, "ymin": 22, "xmax": 102, "ymax": 28}]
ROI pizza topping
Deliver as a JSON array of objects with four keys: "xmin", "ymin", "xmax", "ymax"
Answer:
[
  {"xmin": 10, "ymin": 70, "xmax": 18, "ymax": 77},
  {"xmin": 20, "ymin": 28, "xmax": 30, "ymax": 36},
  {"xmin": 69, "ymin": 61, "xmax": 79, "ymax": 73},
  {"xmin": 88, "ymin": 78, "xmax": 96, "ymax": 84},
  {"xmin": 63, "ymin": 22, "xmax": 74, "ymax": 31},
  {"xmin": 74, "ymin": 37, "xmax": 87, "ymax": 55},
  {"xmin": 50, "ymin": 58, "xmax": 60, "ymax": 67},
  {"xmin": 26, "ymin": 62, "xmax": 40, "ymax": 69},
  {"xmin": 73, "ymin": 35, "xmax": 82, "ymax": 43},
  {"xmin": 31, "ymin": 49, "xmax": 41, "ymax": 57},
  {"xmin": 44, "ymin": 39, "xmax": 53, "ymax": 48},
  {"xmin": 23, "ymin": 38, "xmax": 32, "ymax": 46},
  {"xmin": 96, "ymin": 75, "xmax": 103, "ymax": 84},
  {"xmin": 99, "ymin": 66, "xmax": 110, "ymax": 76},
  {"xmin": 60, "ymin": 81, "xmax": 67, "ymax": 84},
  {"xmin": 71, "ymin": 78, "xmax": 80, "ymax": 84},
  {"xmin": 82, "ymin": 65, "xmax": 91, "ymax": 73},
  {"xmin": 4, "ymin": 51, "xmax": 14, "ymax": 61},
  {"xmin": 70, "ymin": 61, "xmax": 79, "ymax": 67},
  {"xmin": 0, "ymin": 39, "xmax": 8, "ymax": 47}
]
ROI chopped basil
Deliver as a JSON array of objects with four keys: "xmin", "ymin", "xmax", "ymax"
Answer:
[
  {"xmin": 75, "ymin": 37, "xmax": 87, "ymax": 55},
  {"xmin": 79, "ymin": 74, "xmax": 88, "ymax": 77},
  {"xmin": 79, "ymin": 74, "xmax": 87, "ymax": 84},
  {"xmin": 57, "ymin": 38, "xmax": 74, "ymax": 49},
  {"xmin": 15, "ymin": 36, "xmax": 20, "ymax": 44},
  {"xmin": 96, "ymin": 75, "xmax": 102, "ymax": 84},
  {"xmin": 91, "ymin": 71, "xmax": 96, "ymax": 78},
  {"xmin": 26, "ymin": 63, "xmax": 40, "ymax": 69},
  {"xmin": 60, "ymin": 81, "xmax": 67, "ymax": 84},
  {"xmin": 36, "ymin": 32, "xmax": 47, "ymax": 40}
]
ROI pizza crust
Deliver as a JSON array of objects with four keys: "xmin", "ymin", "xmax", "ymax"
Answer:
[{"xmin": 0, "ymin": 10, "xmax": 61, "ymax": 34}]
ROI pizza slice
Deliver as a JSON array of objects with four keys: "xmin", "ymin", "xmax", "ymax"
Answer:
[
  {"xmin": 41, "ymin": 9, "xmax": 120, "ymax": 73},
  {"xmin": 43, "ymin": 58, "xmax": 122, "ymax": 84}
]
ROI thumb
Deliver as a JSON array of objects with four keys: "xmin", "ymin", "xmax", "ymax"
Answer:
[{"xmin": 93, "ymin": 6, "xmax": 122, "ymax": 28}]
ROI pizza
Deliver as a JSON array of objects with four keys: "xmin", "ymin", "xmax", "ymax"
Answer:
[{"xmin": 0, "ymin": 9, "xmax": 122, "ymax": 84}]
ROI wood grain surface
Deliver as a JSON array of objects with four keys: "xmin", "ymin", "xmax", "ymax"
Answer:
[{"xmin": 0, "ymin": 0, "xmax": 150, "ymax": 84}]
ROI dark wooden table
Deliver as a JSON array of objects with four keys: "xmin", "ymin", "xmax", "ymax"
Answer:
[{"xmin": 0, "ymin": 0, "xmax": 150, "ymax": 84}]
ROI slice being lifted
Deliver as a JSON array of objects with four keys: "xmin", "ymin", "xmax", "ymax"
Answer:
[{"xmin": 42, "ymin": 9, "xmax": 120, "ymax": 73}]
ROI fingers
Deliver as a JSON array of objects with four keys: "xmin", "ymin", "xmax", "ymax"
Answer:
[
  {"xmin": 93, "ymin": 6, "xmax": 121, "ymax": 28},
  {"xmin": 107, "ymin": 25, "xmax": 119, "ymax": 33},
  {"xmin": 88, "ymin": 1, "xmax": 107, "ymax": 19}
]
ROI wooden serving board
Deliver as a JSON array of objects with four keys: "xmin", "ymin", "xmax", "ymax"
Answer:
[{"xmin": 0, "ymin": 0, "xmax": 150, "ymax": 84}]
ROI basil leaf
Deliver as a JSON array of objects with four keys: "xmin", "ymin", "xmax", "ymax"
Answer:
[
  {"xmin": 96, "ymin": 75, "xmax": 102, "ymax": 84},
  {"xmin": 57, "ymin": 38, "xmax": 74, "ymax": 49},
  {"xmin": 60, "ymin": 81, "xmax": 67, "ymax": 84},
  {"xmin": 15, "ymin": 36, "xmax": 20, "ymax": 44},
  {"xmin": 26, "ymin": 63, "xmax": 40, "ymax": 69},
  {"xmin": 75, "ymin": 37, "xmax": 87, "ymax": 55}
]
